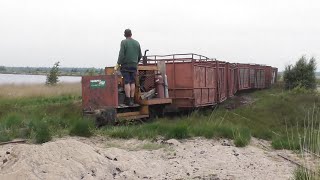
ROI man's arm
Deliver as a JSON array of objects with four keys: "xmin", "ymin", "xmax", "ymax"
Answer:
[{"xmin": 117, "ymin": 41, "xmax": 125, "ymax": 65}]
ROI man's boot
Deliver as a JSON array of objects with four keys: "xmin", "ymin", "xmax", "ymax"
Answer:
[
  {"xmin": 124, "ymin": 96, "xmax": 130, "ymax": 106},
  {"xmin": 129, "ymin": 97, "xmax": 134, "ymax": 106}
]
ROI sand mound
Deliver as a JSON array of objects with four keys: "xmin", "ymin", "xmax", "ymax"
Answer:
[{"xmin": 0, "ymin": 137, "xmax": 296, "ymax": 180}]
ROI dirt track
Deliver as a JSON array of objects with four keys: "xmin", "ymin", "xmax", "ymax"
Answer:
[{"xmin": 0, "ymin": 137, "xmax": 296, "ymax": 180}]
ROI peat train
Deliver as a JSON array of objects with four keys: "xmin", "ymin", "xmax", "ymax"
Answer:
[{"xmin": 82, "ymin": 53, "xmax": 278, "ymax": 125}]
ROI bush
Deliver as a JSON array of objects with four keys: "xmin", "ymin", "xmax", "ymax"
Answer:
[
  {"xmin": 283, "ymin": 56, "xmax": 317, "ymax": 90},
  {"xmin": 46, "ymin": 61, "xmax": 60, "ymax": 85},
  {"xmin": 34, "ymin": 122, "xmax": 52, "ymax": 144},
  {"xmin": 69, "ymin": 119, "xmax": 94, "ymax": 137}
]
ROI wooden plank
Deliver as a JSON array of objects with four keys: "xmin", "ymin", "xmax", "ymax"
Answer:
[
  {"xmin": 140, "ymin": 98, "xmax": 172, "ymax": 105},
  {"xmin": 140, "ymin": 89, "xmax": 155, "ymax": 100},
  {"xmin": 117, "ymin": 111, "xmax": 140, "ymax": 118},
  {"xmin": 140, "ymin": 105, "xmax": 149, "ymax": 115},
  {"xmin": 138, "ymin": 66, "xmax": 158, "ymax": 71}
]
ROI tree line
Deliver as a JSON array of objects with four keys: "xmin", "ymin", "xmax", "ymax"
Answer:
[{"xmin": 0, "ymin": 65, "xmax": 103, "ymax": 76}]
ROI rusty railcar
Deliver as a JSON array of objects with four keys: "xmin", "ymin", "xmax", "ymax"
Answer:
[{"xmin": 146, "ymin": 54, "xmax": 219, "ymax": 108}]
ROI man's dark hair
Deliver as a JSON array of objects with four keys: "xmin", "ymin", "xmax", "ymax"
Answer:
[{"xmin": 124, "ymin": 29, "xmax": 132, "ymax": 37}]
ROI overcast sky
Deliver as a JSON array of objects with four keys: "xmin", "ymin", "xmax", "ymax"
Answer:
[{"xmin": 0, "ymin": 0, "xmax": 319, "ymax": 70}]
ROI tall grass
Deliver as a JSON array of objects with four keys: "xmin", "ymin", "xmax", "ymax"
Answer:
[
  {"xmin": 0, "ymin": 83, "xmax": 81, "ymax": 98},
  {"xmin": 0, "ymin": 83, "xmax": 84, "ymax": 143},
  {"xmin": 293, "ymin": 106, "xmax": 320, "ymax": 180}
]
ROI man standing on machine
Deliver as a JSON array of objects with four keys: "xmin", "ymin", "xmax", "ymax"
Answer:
[{"xmin": 116, "ymin": 29, "xmax": 142, "ymax": 106}]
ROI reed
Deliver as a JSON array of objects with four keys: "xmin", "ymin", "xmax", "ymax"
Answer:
[{"xmin": 0, "ymin": 83, "xmax": 81, "ymax": 98}]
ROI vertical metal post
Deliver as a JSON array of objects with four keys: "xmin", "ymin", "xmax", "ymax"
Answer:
[{"xmin": 173, "ymin": 55, "xmax": 175, "ymax": 99}]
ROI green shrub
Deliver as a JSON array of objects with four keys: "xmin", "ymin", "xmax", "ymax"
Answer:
[
  {"xmin": 34, "ymin": 122, "xmax": 52, "ymax": 144},
  {"xmin": 283, "ymin": 56, "xmax": 317, "ymax": 90},
  {"xmin": 69, "ymin": 119, "xmax": 94, "ymax": 137}
]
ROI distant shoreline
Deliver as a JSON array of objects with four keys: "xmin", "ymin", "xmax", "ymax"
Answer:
[{"xmin": 0, "ymin": 72, "xmax": 81, "ymax": 77}]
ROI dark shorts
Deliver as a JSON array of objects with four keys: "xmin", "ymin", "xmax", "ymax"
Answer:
[{"xmin": 120, "ymin": 66, "xmax": 137, "ymax": 84}]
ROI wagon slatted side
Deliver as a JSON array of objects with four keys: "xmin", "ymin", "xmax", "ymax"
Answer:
[
  {"xmin": 146, "ymin": 54, "xmax": 218, "ymax": 108},
  {"xmin": 264, "ymin": 66, "xmax": 272, "ymax": 88},
  {"xmin": 227, "ymin": 63, "xmax": 237, "ymax": 97},
  {"xmin": 271, "ymin": 68, "xmax": 278, "ymax": 85},
  {"xmin": 216, "ymin": 61, "xmax": 228, "ymax": 102},
  {"xmin": 237, "ymin": 64, "xmax": 250, "ymax": 90}
]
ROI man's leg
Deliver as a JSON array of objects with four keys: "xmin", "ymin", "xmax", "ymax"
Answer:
[
  {"xmin": 124, "ymin": 84, "xmax": 131, "ymax": 98},
  {"xmin": 130, "ymin": 83, "xmax": 135, "ymax": 101},
  {"xmin": 121, "ymin": 70, "xmax": 131, "ymax": 106},
  {"xmin": 129, "ymin": 69, "xmax": 137, "ymax": 105}
]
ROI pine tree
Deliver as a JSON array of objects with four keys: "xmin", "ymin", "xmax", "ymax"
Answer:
[{"xmin": 46, "ymin": 61, "xmax": 60, "ymax": 85}]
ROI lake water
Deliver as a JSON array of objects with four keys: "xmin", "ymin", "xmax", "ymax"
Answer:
[{"xmin": 0, "ymin": 74, "xmax": 81, "ymax": 85}]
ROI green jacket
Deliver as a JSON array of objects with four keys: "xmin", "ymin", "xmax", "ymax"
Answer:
[{"xmin": 117, "ymin": 38, "xmax": 142, "ymax": 67}]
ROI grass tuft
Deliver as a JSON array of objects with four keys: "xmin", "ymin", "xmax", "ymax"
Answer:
[
  {"xmin": 294, "ymin": 167, "xmax": 318, "ymax": 180},
  {"xmin": 233, "ymin": 128, "xmax": 251, "ymax": 147},
  {"xmin": 0, "ymin": 131, "xmax": 11, "ymax": 142},
  {"xmin": 69, "ymin": 119, "xmax": 94, "ymax": 137},
  {"xmin": 33, "ymin": 121, "xmax": 52, "ymax": 144}
]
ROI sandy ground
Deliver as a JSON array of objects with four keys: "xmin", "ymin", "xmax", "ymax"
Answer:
[{"xmin": 0, "ymin": 137, "xmax": 299, "ymax": 180}]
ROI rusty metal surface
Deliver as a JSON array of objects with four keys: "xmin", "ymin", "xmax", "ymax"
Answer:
[
  {"xmin": 254, "ymin": 65, "xmax": 266, "ymax": 89},
  {"xmin": 82, "ymin": 75, "xmax": 118, "ymax": 111},
  {"xmin": 264, "ymin": 66, "xmax": 272, "ymax": 88},
  {"xmin": 238, "ymin": 64, "xmax": 251, "ymax": 90},
  {"xmin": 146, "ymin": 54, "xmax": 218, "ymax": 108},
  {"xmin": 227, "ymin": 63, "xmax": 238, "ymax": 97},
  {"xmin": 217, "ymin": 61, "xmax": 228, "ymax": 102},
  {"xmin": 140, "ymin": 98, "xmax": 172, "ymax": 105}
]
